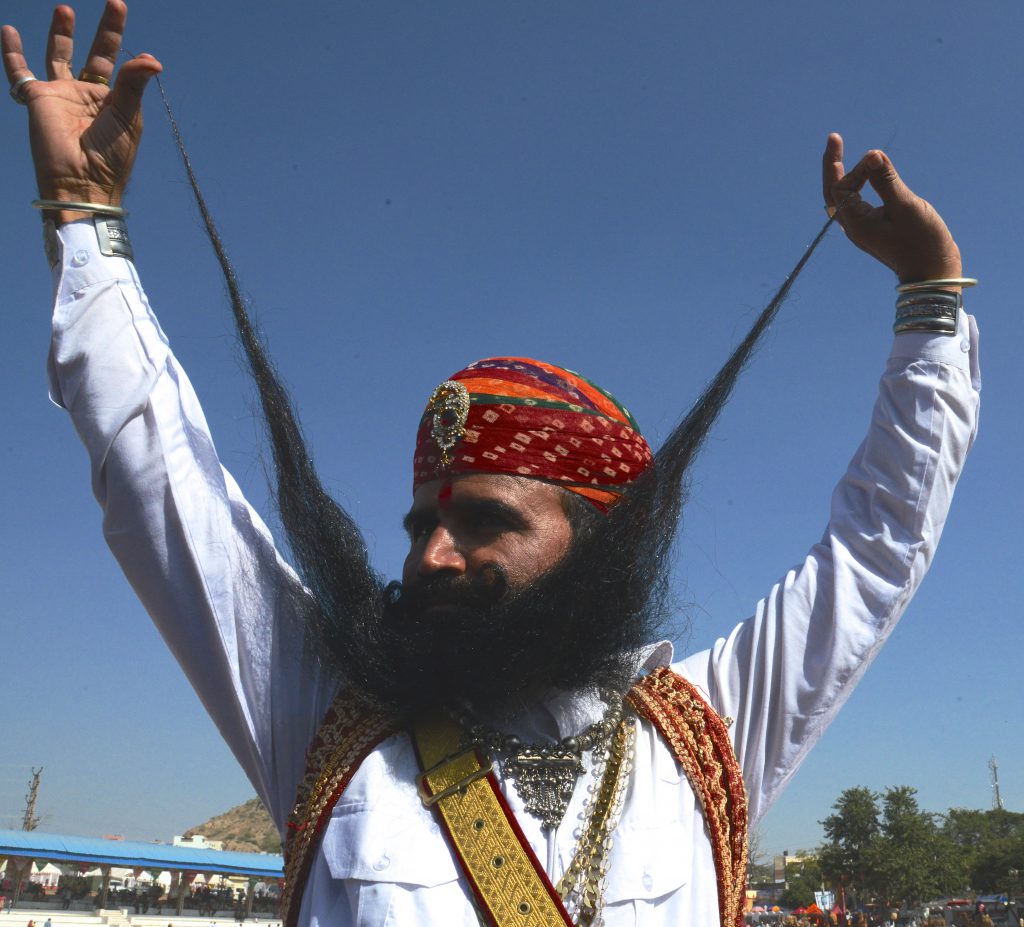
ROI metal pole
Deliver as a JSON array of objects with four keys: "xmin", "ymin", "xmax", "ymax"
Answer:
[
  {"xmin": 11, "ymin": 859, "xmax": 26, "ymax": 906},
  {"xmin": 99, "ymin": 866, "xmax": 111, "ymax": 909}
]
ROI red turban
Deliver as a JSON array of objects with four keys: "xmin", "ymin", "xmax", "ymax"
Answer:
[{"xmin": 412, "ymin": 357, "xmax": 653, "ymax": 511}]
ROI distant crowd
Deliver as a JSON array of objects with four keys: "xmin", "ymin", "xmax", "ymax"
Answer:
[{"xmin": 0, "ymin": 880, "xmax": 281, "ymax": 918}]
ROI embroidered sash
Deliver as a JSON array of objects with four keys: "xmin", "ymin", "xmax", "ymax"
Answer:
[
  {"xmin": 280, "ymin": 693, "xmax": 396, "ymax": 927},
  {"xmin": 413, "ymin": 714, "xmax": 573, "ymax": 927},
  {"xmin": 282, "ymin": 668, "xmax": 747, "ymax": 927},
  {"xmin": 626, "ymin": 667, "xmax": 749, "ymax": 927}
]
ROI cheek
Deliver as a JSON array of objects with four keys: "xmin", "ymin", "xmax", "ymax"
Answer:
[
  {"xmin": 498, "ymin": 521, "xmax": 572, "ymax": 584},
  {"xmin": 534, "ymin": 507, "xmax": 573, "ymax": 563}
]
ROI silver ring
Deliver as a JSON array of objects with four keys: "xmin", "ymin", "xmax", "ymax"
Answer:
[{"xmin": 9, "ymin": 74, "xmax": 38, "ymax": 104}]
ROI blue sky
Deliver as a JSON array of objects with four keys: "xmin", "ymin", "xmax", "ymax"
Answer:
[{"xmin": 1, "ymin": 1, "xmax": 1021, "ymax": 860}]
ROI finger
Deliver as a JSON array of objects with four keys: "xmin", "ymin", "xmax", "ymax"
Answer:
[
  {"xmin": 1, "ymin": 24, "xmax": 32, "ymax": 85},
  {"xmin": 831, "ymin": 154, "xmax": 870, "ymax": 202},
  {"xmin": 822, "ymin": 132, "xmax": 844, "ymax": 206},
  {"xmin": 45, "ymin": 5, "xmax": 75, "ymax": 80},
  {"xmin": 106, "ymin": 52, "xmax": 161, "ymax": 121},
  {"xmin": 863, "ymin": 149, "xmax": 916, "ymax": 214},
  {"xmin": 79, "ymin": 0, "xmax": 127, "ymax": 85},
  {"xmin": 828, "ymin": 152, "xmax": 879, "ymax": 227},
  {"xmin": 826, "ymin": 155, "xmax": 876, "ymax": 233}
]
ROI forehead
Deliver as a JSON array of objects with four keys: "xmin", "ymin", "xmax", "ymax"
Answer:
[{"xmin": 409, "ymin": 473, "xmax": 566, "ymax": 514}]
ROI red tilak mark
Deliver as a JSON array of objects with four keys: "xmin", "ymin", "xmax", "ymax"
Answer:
[{"xmin": 438, "ymin": 483, "xmax": 453, "ymax": 505}]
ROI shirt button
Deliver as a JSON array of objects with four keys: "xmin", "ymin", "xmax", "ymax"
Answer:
[
  {"xmin": 71, "ymin": 249, "xmax": 90, "ymax": 267},
  {"xmin": 372, "ymin": 853, "xmax": 390, "ymax": 872},
  {"xmin": 960, "ymin": 339, "xmax": 970, "ymax": 352},
  {"xmin": 642, "ymin": 873, "xmax": 654, "ymax": 892}
]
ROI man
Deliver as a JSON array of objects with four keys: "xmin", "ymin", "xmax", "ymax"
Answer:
[{"xmin": 3, "ymin": 3, "xmax": 980, "ymax": 926}]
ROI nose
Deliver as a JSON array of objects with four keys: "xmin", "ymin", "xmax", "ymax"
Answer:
[{"xmin": 416, "ymin": 526, "xmax": 466, "ymax": 576}]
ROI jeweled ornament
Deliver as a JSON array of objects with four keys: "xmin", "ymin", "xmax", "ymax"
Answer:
[
  {"xmin": 504, "ymin": 748, "xmax": 585, "ymax": 831},
  {"xmin": 427, "ymin": 379, "xmax": 470, "ymax": 467}
]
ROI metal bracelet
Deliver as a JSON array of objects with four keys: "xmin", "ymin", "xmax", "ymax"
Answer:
[
  {"xmin": 894, "ymin": 317, "xmax": 959, "ymax": 335},
  {"xmin": 896, "ymin": 291, "xmax": 960, "ymax": 310},
  {"xmin": 32, "ymin": 198, "xmax": 127, "ymax": 218},
  {"xmin": 94, "ymin": 214, "xmax": 134, "ymax": 261},
  {"xmin": 894, "ymin": 288, "xmax": 960, "ymax": 336},
  {"xmin": 895, "ymin": 305, "xmax": 958, "ymax": 322},
  {"xmin": 41, "ymin": 216, "xmax": 61, "ymax": 269},
  {"xmin": 896, "ymin": 277, "xmax": 977, "ymax": 293}
]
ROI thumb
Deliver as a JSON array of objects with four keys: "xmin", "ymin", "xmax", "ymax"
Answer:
[
  {"xmin": 864, "ymin": 150, "xmax": 915, "ymax": 213},
  {"xmin": 109, "ymin": 53, "xmax": 162, "ymax": 120}
]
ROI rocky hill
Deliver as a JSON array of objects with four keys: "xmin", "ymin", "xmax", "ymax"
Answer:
[{"xmin": 184, "ymin": 797, "xmax": 281, "ymax": 854}]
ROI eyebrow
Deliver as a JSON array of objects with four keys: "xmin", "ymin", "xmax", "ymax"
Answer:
[
  {"xmin": 401, "ymin": 497, "xmax": 529, "ymax": 535},
  {"xmin": 453, "ymin": 497, "xmax": 529, "ymax": 527}
]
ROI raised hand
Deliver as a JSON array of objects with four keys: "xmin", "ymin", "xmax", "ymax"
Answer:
[
  {"xmin": 2, "ymin": 1, "xmax": 161, "ymax": 223},
  {"xmin": 823, "ymin": 133, "xmax": 962, "ymax": 286}
]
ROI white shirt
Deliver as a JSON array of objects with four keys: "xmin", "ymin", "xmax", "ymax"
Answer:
[{"xmin": 46, "ymin": 221, "xmax": 980, "ymax": 926}]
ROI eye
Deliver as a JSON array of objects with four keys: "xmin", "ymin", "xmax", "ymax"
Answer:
[
  {"xmin": 462, "ymin": 511, "xmax": 516, "ymax": 541},
  {"xmin": 405, "ymin": 517, "xmax": 436, "ymax": 542}
]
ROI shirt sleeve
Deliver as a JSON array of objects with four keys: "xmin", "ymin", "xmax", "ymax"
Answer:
[
  {"xmin": 674, "ymin": 307, "xmax": 981, "ymax": 827},
  {"xmin": 46, "ymin": 220, "xmax": 337, "ymax": 832}
]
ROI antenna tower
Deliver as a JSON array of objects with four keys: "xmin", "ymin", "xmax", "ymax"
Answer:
[
  {"xmin": 22, "ymin": 767, "xmax": 42, "ymax": 831},
  {"xmin": 989, "ymin": 756, "xmax": 1004, "ymax": 811}
]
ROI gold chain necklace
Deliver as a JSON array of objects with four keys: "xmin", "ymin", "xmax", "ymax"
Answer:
[{"xmin": 556, "ymin": 716, "xmax": 636, "ymax": 927}]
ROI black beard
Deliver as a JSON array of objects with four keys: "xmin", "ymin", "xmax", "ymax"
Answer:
[
  {"xmin": 334, "ymin": 510, "xmax": 666, "ymax": 717},
  {"xmin": 319, "ymin": 452, "xmax": 713, "ymax": 718}
]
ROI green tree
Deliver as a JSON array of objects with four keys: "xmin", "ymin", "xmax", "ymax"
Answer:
[
  {"xmin": 869, "ymin": 786, "xmax": 965, "ymax": 906},
  {"xmin": 820, "ymin": 786, "xmax": 881, "ymax": 906},
  {"xmin": 943, "ymin": 807, "xmax": 1024, "ymax": 894},
  {"xmin": 779, "ymin": 854, "xmax": 824, "ymax": 909}
]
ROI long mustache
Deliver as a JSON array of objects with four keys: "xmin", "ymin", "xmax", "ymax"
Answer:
[
  {"xmin": 156, "ymin": 65, "xmax": 835, "ymax": 700},
  {"xmin": 387, "ymin": 564, "xmax": 509, "ymax": 617}
]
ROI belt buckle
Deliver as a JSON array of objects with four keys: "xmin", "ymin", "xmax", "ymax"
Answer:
[{"xmin": 417, "ymin": 748, "xmax": 495, "ymax": 808}]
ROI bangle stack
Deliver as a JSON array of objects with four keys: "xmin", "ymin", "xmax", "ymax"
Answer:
[
  {"xmin": 893, "ymin": 277, "xmax": 977, "ymax": 336},
  {"xmin": 31, "ymin": 198, "xmax": 134, "ymax": 263}
]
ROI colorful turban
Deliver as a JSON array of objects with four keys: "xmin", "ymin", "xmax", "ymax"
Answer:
[{"xmin": 412, "ymin": 357, "xmax": 653, "ymax": 510}]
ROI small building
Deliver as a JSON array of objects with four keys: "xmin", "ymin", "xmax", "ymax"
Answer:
[{"xmin": 173, "ymin": 835, "xmax": 225, "ymax": 853}]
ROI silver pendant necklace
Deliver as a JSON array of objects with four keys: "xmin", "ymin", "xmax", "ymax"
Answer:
[{"xmin": 457, "ymin": 690, "xmax": 625, "ymax": 831}]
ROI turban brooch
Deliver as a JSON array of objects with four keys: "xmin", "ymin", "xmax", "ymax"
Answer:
[{"xmin": 412, "ymin": 357, "xmax": 652, "ymax": 511}]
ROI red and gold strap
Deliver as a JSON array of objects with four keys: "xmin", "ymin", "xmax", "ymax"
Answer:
[
  {"xmin": 281, "ymin": 694, "xmax": 396, "ymax": 927},
  {"xmin": 413, "ymin": 715, "xmax": 573, "ymax": 927},
  {"xmin": 627, "ymin": 667, "xmax": 749, "ymax": 927}
]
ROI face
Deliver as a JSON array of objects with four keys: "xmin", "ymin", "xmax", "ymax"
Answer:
[
  {"xmin": 301, "ymin": 467, "xmax": 657, "ymax": 714},
  {"xmin": 402, "ymin": 473, "xmax": 574, "ymax": 599}
]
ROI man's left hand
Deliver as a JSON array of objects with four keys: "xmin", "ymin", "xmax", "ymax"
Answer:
[{"xmin": 823, "ymin": 133, "xmax": 962, "ymax": 286}]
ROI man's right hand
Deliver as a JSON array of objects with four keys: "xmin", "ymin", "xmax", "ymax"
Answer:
[{"xmin": 2, "ymin": 1, "xmax": 161, "ymax": 225}]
